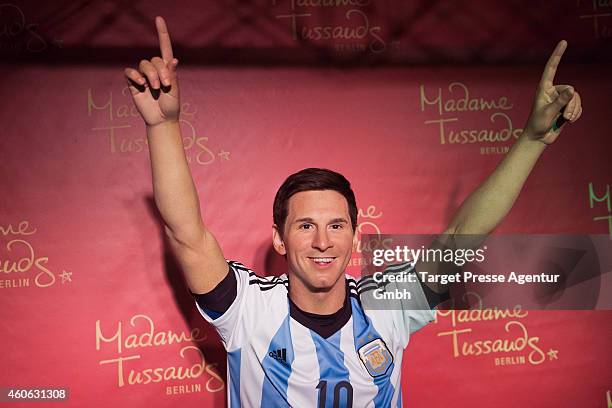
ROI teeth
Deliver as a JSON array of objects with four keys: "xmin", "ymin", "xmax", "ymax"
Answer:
[{"xmin": 312, "ymin": 258, "xmax": 334, "ymax": 263}]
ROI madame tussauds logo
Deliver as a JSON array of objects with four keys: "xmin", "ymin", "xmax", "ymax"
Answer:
[
  {"xmin": 95, "ymin": 314, "xmax": 224, "ymax": 393},
  {"xmin": 347, "ymin": 204, "xmax": 393, "ymax": 271},
  {"xmin": 434, "ymin": 293, "xmax": 559, "ymax": 367},
  {"xmin": 0, "ymin": 220, "xmax": 71, "ymax": 289},
  {"xmin": 0, "ymin": 3, "xmax": 56, "ymax": 52},
  {"xmin": 272, "ymin": 0, "xmax": 388, "ymax": 53},
  {"xmin": 419, "ymin": 82, "xmax": 523, "ymax": 155}
]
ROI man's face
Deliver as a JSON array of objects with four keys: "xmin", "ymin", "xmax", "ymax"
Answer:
[{"xmin": 273, "ymin": 190, "xmax": 357, "ymax": 292}]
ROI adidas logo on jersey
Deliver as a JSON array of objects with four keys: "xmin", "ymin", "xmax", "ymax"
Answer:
[{"xmin": 269, "ymin": 348, "xmax": 287, "ymax": 364}]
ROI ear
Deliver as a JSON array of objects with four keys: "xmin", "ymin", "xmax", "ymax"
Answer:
[
  {"xmin": 272, "ymin": 224, "xmax": 286, "ymax": 255},
  {"xmin": 352, "ymin": 229, "xmax": 359, "ymax": 252}
]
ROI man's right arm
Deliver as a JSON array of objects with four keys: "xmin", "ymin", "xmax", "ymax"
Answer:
[
  {"xmin": 147, "ymin": 121, "xmax": 229, "ymax": 294},
  {"xmin": 125, "ymin": 16, "xmax": 228, "ymax": 295}
]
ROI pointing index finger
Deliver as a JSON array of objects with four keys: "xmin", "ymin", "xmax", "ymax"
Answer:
[
  {"xmin": 539, "ymin": 40, "xmax": 567, "ymax": 88},
  {"xmin": 155, "ymin": 16, "xmax": 174, "ymax": 63}
]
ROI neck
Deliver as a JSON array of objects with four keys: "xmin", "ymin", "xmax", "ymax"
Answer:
[{"xmin": 288, "ymin": 276, "xmax": 346, "ymax": 315}]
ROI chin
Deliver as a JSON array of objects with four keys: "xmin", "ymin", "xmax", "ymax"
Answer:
[
  {"xmin": 307, "ymin": 271, "xmax": 344, "ymax": 292},
  {"xmin": 306, "ymin": 280, "xmax": 336, "ymax": 293}
]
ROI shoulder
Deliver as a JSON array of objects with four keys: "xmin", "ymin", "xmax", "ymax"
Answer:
[
  {"xmin": 228, "ymin": 260, "xmax": 289, "ymax": 293},
  {"xmin": 353, "ymin": 262, "xmax": 415, "ymax": 295},
  {"xmin": 346, "ymin": 274, "xmax": 360, "ymax": 298}
]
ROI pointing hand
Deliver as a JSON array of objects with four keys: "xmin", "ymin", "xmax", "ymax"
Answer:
[
  {"xmin": 124, "ymin": 16, "xmax": 180, "ymax": 127},
  {"xmin": 524, "ymin": 40, "xmax": 583, "ymax": 145}
]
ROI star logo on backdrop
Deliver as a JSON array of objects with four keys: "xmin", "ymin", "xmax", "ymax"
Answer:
[
  {"xmin": 59, "ymin": 270, "xmax": 72, "ymax": 284},
  {"xmin": 218, "ymin": 150, "xmax": 230, "ymax": 161},
  {"xmin": 547, "ymin": 349, "xmax": 558, "ymax": 361}
]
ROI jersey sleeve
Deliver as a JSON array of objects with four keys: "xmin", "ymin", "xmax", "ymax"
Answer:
[
  {"xmin": 192, "ymin": 260, "xmax": 252, "ymax": 351},
  {"xmin": 359, "ymin": 262, "xmax": 437, "ymax": 349},
  {"xmin": 392, "ymin": 262, "xmax": 437, "ymax": 347}
]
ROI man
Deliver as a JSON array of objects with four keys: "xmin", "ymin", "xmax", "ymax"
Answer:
[{"xmin": 124, "ymin": 16, "xmax": 582, "ymax": 408}]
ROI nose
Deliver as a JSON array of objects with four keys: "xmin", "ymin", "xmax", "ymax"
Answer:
[{"xmin": 312, "ymin": 228, "xmax": 333, "ymax": 251}]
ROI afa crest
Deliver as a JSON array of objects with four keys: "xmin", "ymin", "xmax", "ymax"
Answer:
[{"xmin": 358, "ymin": 338, "xmax": 393, "ymax": 377}]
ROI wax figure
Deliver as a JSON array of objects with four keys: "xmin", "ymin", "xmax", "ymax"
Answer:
[{"xmin": 124, "ymin": 16, "xmax": 582, "ymax": 407}]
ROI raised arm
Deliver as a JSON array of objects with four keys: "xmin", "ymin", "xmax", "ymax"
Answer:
[
  {"xmin": 418, "ymin": 40, "xmax": 583, "ymax": 294},
  {"xmin": 445, "ymin": 40, "xmax": 582, "ymax": 236},
  {"xmin": 124, "ymin": 16, "xmax": 228, "ymax": 294}
]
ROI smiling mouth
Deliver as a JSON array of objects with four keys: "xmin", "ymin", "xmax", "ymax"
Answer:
[{"xmin": 308, "ymin": 257, "xmax": 337, "ymax": 266}]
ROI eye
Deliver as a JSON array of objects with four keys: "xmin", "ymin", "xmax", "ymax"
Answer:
[
  {"xmin": 299, "ymin": 223, "xmax": 313, "ymax": 230},
  {"xmin": 330, "ymin": 224, "xmax": 343, "ymax": 230}
]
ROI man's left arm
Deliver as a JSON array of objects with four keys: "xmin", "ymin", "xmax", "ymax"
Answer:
[{"xmin": 417, "ymin": 40, "xmax": 583, "ymax": 296}]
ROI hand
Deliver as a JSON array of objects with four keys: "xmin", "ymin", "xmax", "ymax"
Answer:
[
  {"xmin": 124, "ymin": 16, "xmax": 180, "ymax": 127},
  {"xmin": 524, "ymin": 40, "xmax": 583, "ymax": 145}
]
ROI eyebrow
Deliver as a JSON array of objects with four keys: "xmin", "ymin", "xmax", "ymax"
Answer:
[{"xmin": 293, "ymin": 217, "xmax": 349, "ymax": 224}]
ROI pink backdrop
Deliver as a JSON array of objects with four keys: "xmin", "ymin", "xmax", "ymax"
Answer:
[{"xmin": 1, "ymin": 0, "xmax": 611, "ymax": 407}]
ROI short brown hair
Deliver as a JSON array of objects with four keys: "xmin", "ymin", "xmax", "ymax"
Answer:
[{"xmin": 273, "ymin": 168, "xmax": 357, "ymax": 236}]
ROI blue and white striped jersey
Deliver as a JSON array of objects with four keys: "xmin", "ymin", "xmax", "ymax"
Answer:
[{"xmin": 193, "ymin": 261, "xmax": 435, "ymax": 408}]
